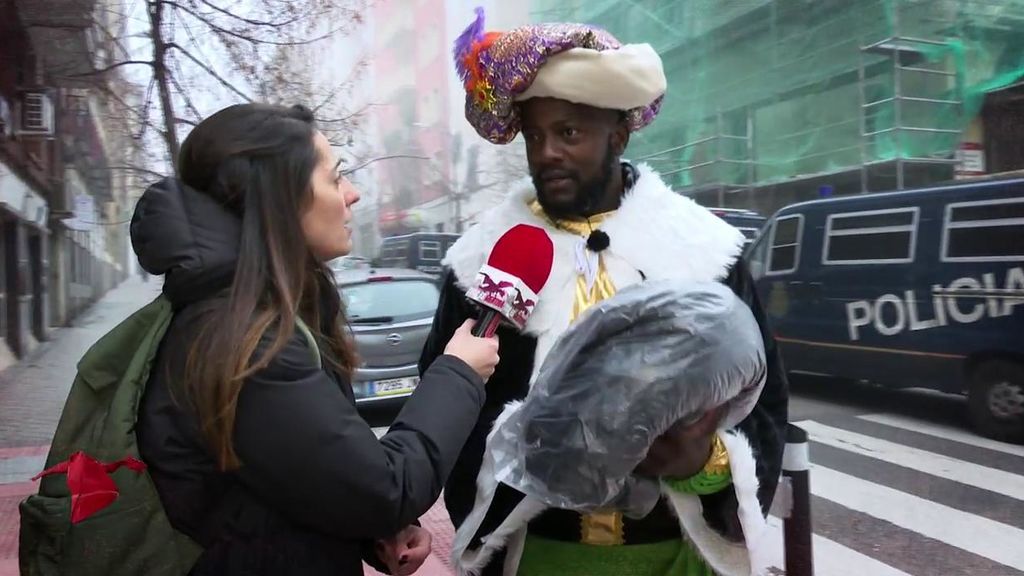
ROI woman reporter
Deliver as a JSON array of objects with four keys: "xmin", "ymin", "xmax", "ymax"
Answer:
[{"xmin": 132, "ymin": 103, "xmax": 498, "ymax": 576}]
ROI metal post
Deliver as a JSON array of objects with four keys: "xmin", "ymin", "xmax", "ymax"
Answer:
[
  {"xmin": 783, "ymin": 424, "xmax": 813, "ymax": 576},
  {"xmin": 858, "ymin": 44, "xmax": 868, "ymax": 194},
  {"xmin": 716, "ymin": 110, "xmax": 725, "ymax": 207},
  {"xmin": 746, "ymin": 108, "xmax": 755, "ymax": 189},
  {"xmin": 892, "ymin": 4, "xmax": 905, "ymax": 191}
]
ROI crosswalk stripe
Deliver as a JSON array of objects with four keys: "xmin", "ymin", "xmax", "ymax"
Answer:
[
  {"xmin": 795, "ymin": 419, "xmax": 1024, "ymax": 502},
  {"xmin": 808, "ymin": 463, "xmax": 1024, "ymax": 571},
  {"xmin": 762, "ymin": 516, "xmax": 912, "ymax": 576},
  {"xmin": 857, "ymin": 413, "xmax": 1024, "ymax": 458}
]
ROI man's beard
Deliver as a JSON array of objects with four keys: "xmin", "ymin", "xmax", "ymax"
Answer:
[{"xmin": 534, "ymin": 143, "xmax": 617, "ymax": 220}]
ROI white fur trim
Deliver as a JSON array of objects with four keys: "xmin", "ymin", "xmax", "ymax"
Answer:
[
  {"xmin": 447, "ymin": 166, "xmax": 750, "ymax": 575},
  {"xmin": 457, "ymin": 497, "xmax": 547, "ymax": 576},
  {"xmin": 444, "ymin": 163, "xmax": 745, "ymax": 384},
  {"xmin": 452, "ymin": 401, "xmax": 539, "ymax": 575},
  {"xmin": 516, "ymin": 44, "xmax": 666, "ymax": 111},
  {"xmin": 453, "ymin": 425, "xmax": 771, "ymax": 576},
  {"xmin": 663, "ymin": 430, "xmax": 771, "ymax": 576}
]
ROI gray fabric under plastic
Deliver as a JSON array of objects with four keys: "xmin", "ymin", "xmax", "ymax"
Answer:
[{"xmin": 490, "ymin": 280, "xmax": 766, "ymax": 518}]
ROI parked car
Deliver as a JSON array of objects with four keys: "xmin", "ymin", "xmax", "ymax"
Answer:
[
  {"xmin": 374, "ymin": 232, "xmax": 460, "ymax": 276},
  {"xmin": 745, "ymin": 177, "xmax": 1024, "ymax": 441},
  {"xmin": 336, "ymin": 268, "xmax": 441, "ymax": 413},
  {"xmin": 329, "ymin": 256, "xmax": 371, "ymax": 273}
]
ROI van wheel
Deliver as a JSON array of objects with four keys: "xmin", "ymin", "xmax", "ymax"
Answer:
[{"xmin": 968, "ymin": 360, "xmax": 1024, "ymax": 444}]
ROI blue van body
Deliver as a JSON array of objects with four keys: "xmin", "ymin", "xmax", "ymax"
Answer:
[
  {"xmin": 745, "ymin": 178, "xmax": 1024, "ymax": 440},
  {"xmin": 709, "ymin": 208, "xmax": 767, "ymax": 246}
]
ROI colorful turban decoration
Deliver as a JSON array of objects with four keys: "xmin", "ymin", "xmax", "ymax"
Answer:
[{"xmin": 453, "ymin": 8, "xmax": 667, "ymax": 144}]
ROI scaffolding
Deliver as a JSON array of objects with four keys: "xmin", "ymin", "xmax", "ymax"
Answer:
[
  {"xmin": 859, "ymin": 34, "xmax": 963, "ymax": 192},
  {"xmin": 529, "ymin": 0, "xmax": 1024, "ymax": 205},
  {"xmin": 635, "ymin": 109, "xmax": 754, "ymax": 207}
]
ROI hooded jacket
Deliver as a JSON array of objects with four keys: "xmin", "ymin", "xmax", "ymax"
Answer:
[{"xmin": 132, "ymin": 178, "xmax": 486, "ymax": 575}]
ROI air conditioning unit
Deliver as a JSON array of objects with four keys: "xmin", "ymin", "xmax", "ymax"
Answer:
[{"xmin": 16, "ymin": 91, "xmax": 55, "ymax": 136}]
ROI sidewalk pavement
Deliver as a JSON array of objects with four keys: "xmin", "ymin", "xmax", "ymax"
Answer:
[{"xmin": 0, "ymin": 277, "xmax": 457, "ymax": 576}]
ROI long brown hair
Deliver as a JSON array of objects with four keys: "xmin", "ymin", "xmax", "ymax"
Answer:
[{"xmin": 176, "ymin": 103, "xmax": 357, "ymax": 470}]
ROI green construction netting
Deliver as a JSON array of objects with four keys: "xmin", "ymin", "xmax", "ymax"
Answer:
[{"xmin": 529, "ymin": 0, "xmax": 1024, "ymax": 193}]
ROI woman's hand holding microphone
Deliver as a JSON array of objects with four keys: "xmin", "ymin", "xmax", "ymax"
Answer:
[{"xmin": 443, "ymin": 319, "xmax": 500, "ymax": 383}]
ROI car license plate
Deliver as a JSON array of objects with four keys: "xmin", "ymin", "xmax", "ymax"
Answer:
[{"xmin": 374, "ymin": 377, "xmax": 418, "ymax": 397}]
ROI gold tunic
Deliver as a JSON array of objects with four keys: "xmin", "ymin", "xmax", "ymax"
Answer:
[
  {"xmin": 529, "ymin": 200, "xmax": 623, "ymax": 545},
  {"xmin": 527, "ymin": 199, "xmax": 731, "ymax": 547}
]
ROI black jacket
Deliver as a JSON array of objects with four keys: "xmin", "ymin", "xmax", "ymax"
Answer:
[
  {"xmin": 131, "ymin": 178, "xmax": 486, "ymax": 576},
  {"xmin": 419, "ymin": 260, "xmax": 788, "ymax": 572}
]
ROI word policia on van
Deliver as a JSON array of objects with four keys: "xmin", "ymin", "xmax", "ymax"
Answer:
[{"xmin": 846, "ymin": 266, "xmax": 1024, "ymax": 341}]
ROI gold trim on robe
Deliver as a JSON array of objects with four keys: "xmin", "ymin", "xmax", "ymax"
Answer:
[{"xmin": 530, "ymin": 200, "xmax": 626, "ymax": 545}]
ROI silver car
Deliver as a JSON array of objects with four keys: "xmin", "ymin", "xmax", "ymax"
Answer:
[{"xmin": 336, "ymin": 268, "xmax": 441, "ymax": 410}]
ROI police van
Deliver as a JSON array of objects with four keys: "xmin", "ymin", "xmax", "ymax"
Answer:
[
  {"xmin": 746, "ymin": 178, "xmax": 1024, "ymax": 441},
  {"xmin": 374, "ymin": 233, "xmax": 460, "ymax": 276},
  {"xmin": 709, "ymin": 208, "xmax": 767, "ymax": 247}
]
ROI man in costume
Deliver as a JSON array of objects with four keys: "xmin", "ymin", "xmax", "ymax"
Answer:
[{"xmin": 418, "ymin": 11, "xmax": 789, "ymax": 576}]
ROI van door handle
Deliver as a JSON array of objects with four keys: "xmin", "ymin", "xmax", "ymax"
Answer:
[
  {"xmin": 809, "ymin": 282, "xmax": 823, "ymax": 302},
  {"xmin": 787, "ymin": 281, "xmax": 810, "ymax": 300}
]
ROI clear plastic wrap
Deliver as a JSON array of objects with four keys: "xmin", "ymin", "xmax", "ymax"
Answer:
[{"xmin": 489, "ymin": 280, "xmax": 767, "ymax": 518}]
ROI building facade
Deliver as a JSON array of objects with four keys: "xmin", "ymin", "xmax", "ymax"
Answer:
[
  {"xmin": 530, "ymin": 0, "xmax": 1024, "ymax": 216},
  {"xmin": 0, "ymin": 0, "xmax": 134, "ymax": 370}
]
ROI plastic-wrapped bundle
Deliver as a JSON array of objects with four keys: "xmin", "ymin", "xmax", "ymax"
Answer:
[{"xmin": 490, "ymin": 280, "xmax": 766, "ymax": 518}]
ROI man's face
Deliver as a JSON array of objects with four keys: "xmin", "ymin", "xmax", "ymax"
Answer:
[{"xmin": 520, "ymin": 98, "xmax": 628, "ymax": 219}]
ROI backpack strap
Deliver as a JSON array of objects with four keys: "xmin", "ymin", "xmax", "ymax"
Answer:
[{"xmin": 294, "ymin": 317, "xmax": 322, "ymax": 367}]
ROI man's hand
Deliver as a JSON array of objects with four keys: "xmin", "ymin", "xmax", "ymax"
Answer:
[
  {"xmin": 636, "ymin": 405, "xmax": 726, "ymax": 479},
  {"xmin": 375, "ymin": 525, "xmax": 432, "ymax": 576}
]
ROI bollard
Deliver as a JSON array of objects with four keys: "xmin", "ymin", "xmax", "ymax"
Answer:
[{"xmin": 783, "ymin": 423, "xmax": 813, "ymax": 576}]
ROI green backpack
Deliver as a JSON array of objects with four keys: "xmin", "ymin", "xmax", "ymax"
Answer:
[{"xmin": 18, "ymin": 295, "xmax": 321, "ymax": 576}]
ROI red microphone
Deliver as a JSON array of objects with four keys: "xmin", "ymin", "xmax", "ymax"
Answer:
[{"xmin": 466, "ymin": 224, "xmax": 555, "ymax": 338}]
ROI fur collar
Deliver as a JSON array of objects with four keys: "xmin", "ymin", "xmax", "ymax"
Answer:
[{"xmin": 445, "ymin": 163, "xmax": 745, "ymax": 381}]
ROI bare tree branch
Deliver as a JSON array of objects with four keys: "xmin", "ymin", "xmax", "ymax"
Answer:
[
  {"xmin": 166, "ymin": 42, "xmax": 253, "ymax": 101},
  {"xmin": 310, "ymin": 59, "xmax": 368, "ymax": 112},
  {"xmin": 66, "ymin": 60, "xmax": 154, "ymax": 78},
  {"xmin": 167, "ymin": 52, "xmax": 203, "ymax": 121},
  {"xmin": 55, "ymin": 0, "xmax": 369, "ymax": 172},
  {"xmin": 102, "ymin": 165, "xmax": 168, "ymax": 180},
  {"xmin": 168, "ymin": 1, "xmax": 341, "ymax": 47},
  {"xmin": 191, "ymin": 0, "xmax": 307, "ymax": 28},
  {"xmin": 342, "ymin": 154, "xmax": 430, "ymax": 176},
  {"xmin": 317, "ymin": 103, "xmax": 378, "ymax": 126},
  {"xmin": 136, "ymin": 77, "xmax": 157, "ymax": 141},
  {"xmin": 92, "ymin": 78, "xmax": 157, "ymax": 132}
]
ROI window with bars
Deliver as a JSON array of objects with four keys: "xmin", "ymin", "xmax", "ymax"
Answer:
[
  {"xmin": 418, "ymin": 241, "xmax": 442, "ymax": 261},
  {"xmin": 824, "ymin": 208, "xmax": 918, "ymax": 264},
  {"xmin": 942, "ymin": 198, "xmax": 1024, "ymax": 262},
  {"xmin": 767, "ymin": 214, "xmax": 803, "ymax": 274}
]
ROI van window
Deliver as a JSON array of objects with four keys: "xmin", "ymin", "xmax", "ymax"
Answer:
[
  {"xmin": 419, "ymin": 241, "xmax": 442, "ymax": 261},
  {"xmin": 942, "ymin": 197, "xmax": 1024, "ymax": 261},
  {"xmin": 378, "ymin": 239, "xmax": 409, "ymax": 267},
  {"xmin": 747, "ymin": 234, "xmax": 769, "ymax": 280},
  {"xmin": 767, "ymin": 215, "xmax": 802, "ymax": 274},
  {"xmin": 823, "ymin": 208, "xmax": 917, "ymax": 265}
]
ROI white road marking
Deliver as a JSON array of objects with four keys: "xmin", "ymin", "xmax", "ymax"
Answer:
[
  {"xmin": 796, "ymin": 419, "xmax": 1024, "ymax": 501},
  {"xmin": 808, "ymin": 463, "xmax": 1024, "ymax": 570},
  {"xmin": 857, "ymin": 413, "xmax": 1024, "ymax": 458},
  {"xmin": 762, "ymin": 515, "xmax": 913, "ymax": 576}
]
